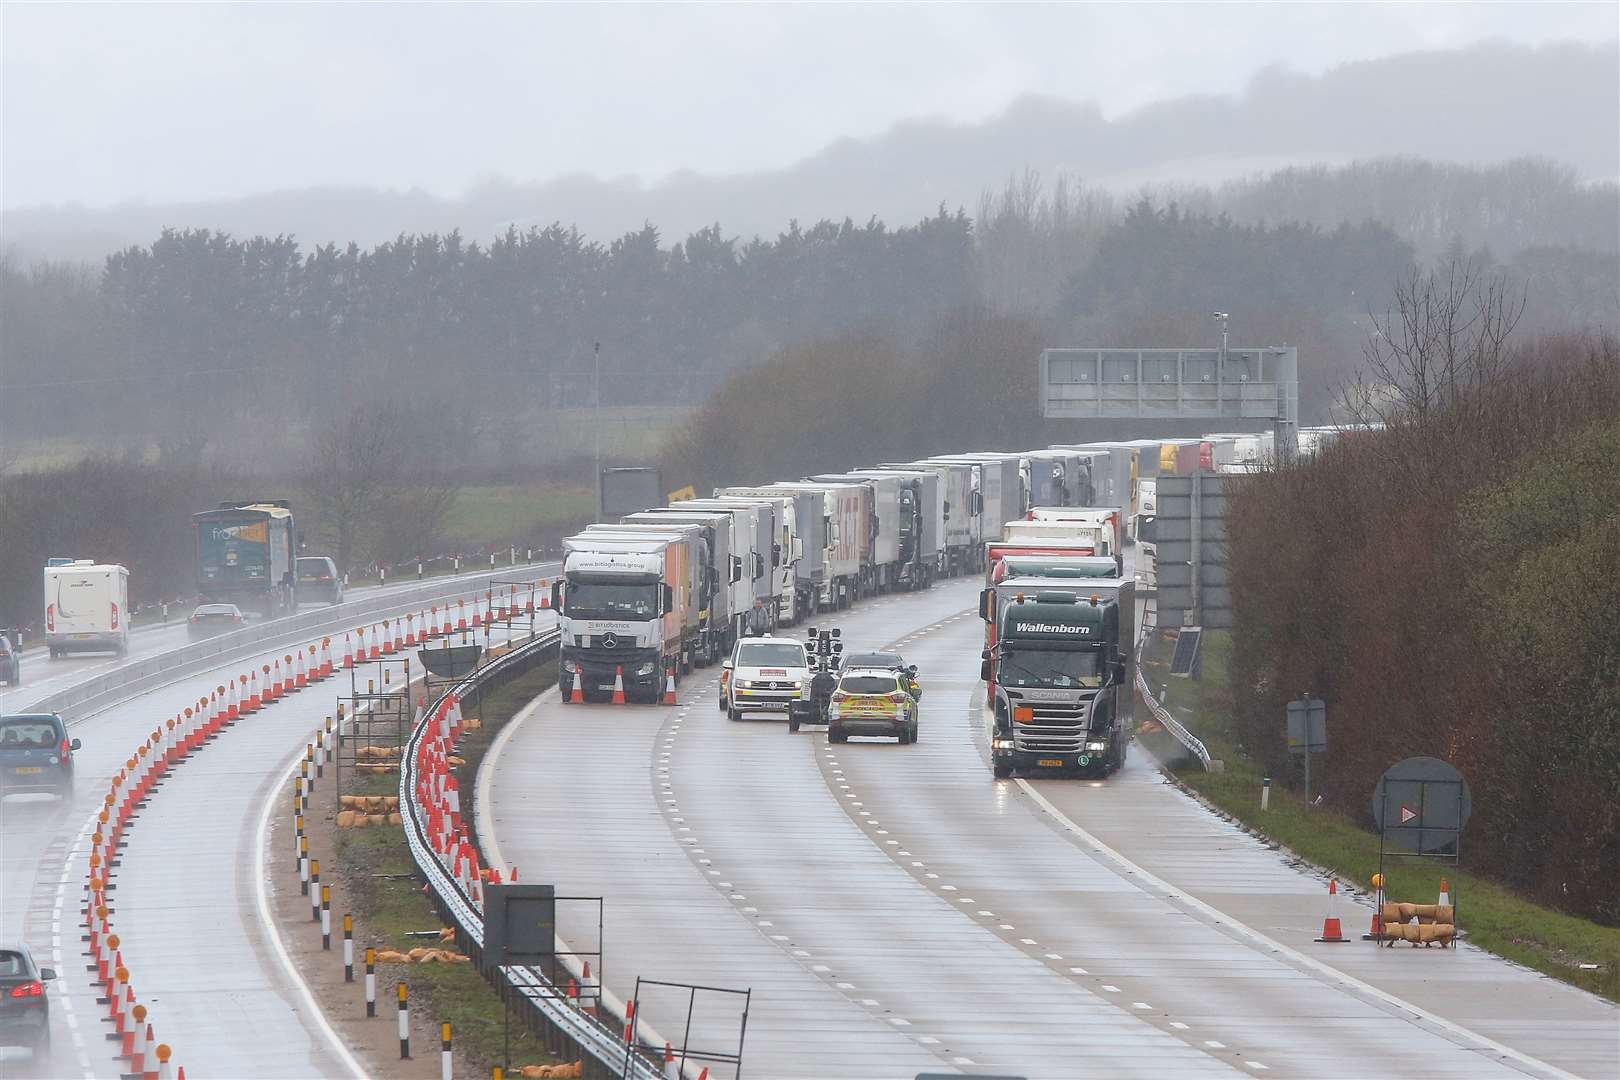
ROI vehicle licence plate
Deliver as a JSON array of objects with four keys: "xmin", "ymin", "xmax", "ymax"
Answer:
[
  {"xmin": 74, "ymin": 633, "xmax": 94, "ymax": 640},
  {"xmin": 1038, "ymin": 758, "xmax": 1065, "ymax": 768},
  {"xmin": 13, "ymin": 766, "xmax": 42, "ymax": 775}
]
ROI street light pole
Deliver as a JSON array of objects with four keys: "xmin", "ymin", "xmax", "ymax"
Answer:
[{"xmin": 592, "ymin": 341, "xmax": 602, "ymax": 513}]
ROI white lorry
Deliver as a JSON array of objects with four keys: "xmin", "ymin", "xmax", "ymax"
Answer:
[
  {"xmin": 555, "ymin": 533, "xmax": 701, "ymax": 703},
  {"xmin": 717, "ymin": 485, "xmax": 811, "ymax": 624},
  {"xmin": 44, "ymin": 561, "xmax": 130, "ymax": 657}
]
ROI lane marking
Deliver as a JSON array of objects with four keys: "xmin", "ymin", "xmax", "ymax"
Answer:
[
  {"xmin": 255, "ymin": 735, "xmax": 369, "ymax": 1079},
  {"xmin": 1014, "ymin": 778, "xmax": 1580, "ymax": 1080}
]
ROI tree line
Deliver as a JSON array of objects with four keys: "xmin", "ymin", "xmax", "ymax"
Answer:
[
  {"xmin": 1225, "ymin": 264, "xmax": 1620, "ymax": 922},
  {"xmin": 3, "ymin": 157, "xmax": 1614, "ymax": 465}
]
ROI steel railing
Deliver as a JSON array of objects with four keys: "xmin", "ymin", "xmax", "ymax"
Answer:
[
  {"xmin": 1134, "ymin": 661, "xmax": 1212, "ymax": 769},
  {"xmin": 398, "ymin": 628, "xmax": 666, "ymax": 1080},
  {"xmin": 21, "ymin": 562, "xmax": 558, "ymax": 722}
]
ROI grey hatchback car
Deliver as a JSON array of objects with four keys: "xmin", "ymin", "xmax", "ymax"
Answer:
[{"xmin": 0, "ymin": 943, "xmax": 56, "ymax": 1057}]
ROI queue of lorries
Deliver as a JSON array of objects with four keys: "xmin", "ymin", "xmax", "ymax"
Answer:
[{"xmin": 554, "ymin": 429, "xmax": 1308, "ymax": 778}]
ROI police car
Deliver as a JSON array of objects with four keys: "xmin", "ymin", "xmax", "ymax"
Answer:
[{"xmin": 826, "ymin": 666, "xmax": 918, "ymax": 745}]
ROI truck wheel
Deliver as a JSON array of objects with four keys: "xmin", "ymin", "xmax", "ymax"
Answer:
[{"xmin": 992, "ymin": 758, "xmax": 1013, "ymax": 779}]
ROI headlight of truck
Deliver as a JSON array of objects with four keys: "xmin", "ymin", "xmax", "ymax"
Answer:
[
  {"xmin": 635, "ymin": 662, "xmax": 656, "ymax": 677},
  {"xmin": 562, "ymin": 659, "xmax": 579, "ymax": 673},
  {"xmin": 1086, "ymin": 740, "xmax": 1108, "ymax": 752}
]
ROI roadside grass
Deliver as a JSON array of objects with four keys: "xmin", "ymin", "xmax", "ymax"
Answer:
[
  {"xmin": 444, "ymin": 486, "xmax": 595, "ymax": 548},
  {"xmin": 520, "ymin": 405, "xmax": 690, "ymax": 460},
  {"xmin": 1137, "ymin": 629, "xmax": 1620, "ymax": 1002},
  {"xmin": 334, "ymin": 657, "xmax": 565, "ymax": 1074}
]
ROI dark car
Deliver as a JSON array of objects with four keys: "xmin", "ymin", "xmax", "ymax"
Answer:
[
  {"xmin": 0, "ymin": 632, "xmax": 19, "ymax": 686},
  {"xmin": 296, "ymin": 556, "xmax": 344, "ymax": 605},
  {"xmin": 0, "ymin": 714, "xmax": 78, "ymax": 799},
  {"xmin": 187, "ymin": 603, "xmax": 245, "ymax": 640},
  {"xmin": 0, "ymin": 943, "xmax": 56, "ymax": 1057},
  {"xmin": 841, "ymin": 651, "xmax": 921, "ymax": 700}
]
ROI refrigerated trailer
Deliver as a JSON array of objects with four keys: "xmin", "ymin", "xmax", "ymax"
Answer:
[{"xmin": 878, "ymin": 460, "xmax": 980, "ymax": 575}]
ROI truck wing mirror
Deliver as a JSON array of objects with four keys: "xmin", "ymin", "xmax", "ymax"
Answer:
[
  {"xmin": 754, "ymin": 553, "xmax": 765, "ymax": 579},
  {"xmin": 550, "ymin": 581, "xmax": 563, "ymax": 610},
  {"xmin": 972, "ymin": 491, "xmax": 984, "ymax": 515},
  {"xmin": 978, "ymin": 588, "xmax": 993, "ymax": 622},
  {"xmin": 791, "ymin": 537, "xmax": 803, "ymax": 562},
  {"xmin": 979, "ymin": 660, "xmax": 991, "ymax": 682},
  {"xmin": 663, "ymin": 584, "xmax": 674, "ymax": 611},
  {"xmin": 730, "ymin": 555, "xmax": 743, "ymax": 584}
]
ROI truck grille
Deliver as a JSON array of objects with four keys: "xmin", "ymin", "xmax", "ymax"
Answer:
[{"xmin": 1012, "ymin": 697, "xmax": 1091, "ymax": 753}]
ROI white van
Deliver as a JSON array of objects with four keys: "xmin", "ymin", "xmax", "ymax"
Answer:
[{"xmin": 44, "ymin": 561, "xmax": 130, "ymax": 657}]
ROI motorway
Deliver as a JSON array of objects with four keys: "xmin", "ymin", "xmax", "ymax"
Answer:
[
  {"xmin": 0, "ymin": 569, "xmax": 552, "ymax": 1078},
  {"xmin": 482, "ymin": 576, "xmax": 1620, "ymax": 1080}
]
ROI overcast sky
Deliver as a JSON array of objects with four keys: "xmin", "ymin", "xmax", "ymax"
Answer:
[{"xmin": 3, "ymin": 2, "xmax": 1615, "ymax": 210}]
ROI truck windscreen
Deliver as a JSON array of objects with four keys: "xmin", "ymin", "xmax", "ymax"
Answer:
[
  {"xmin": 564, "ymin": 582, "xmax": 658, "ymax": 619},
  {"xmin": 998, "ymin": 647, "xmax": 1104, "ymax": 689}
]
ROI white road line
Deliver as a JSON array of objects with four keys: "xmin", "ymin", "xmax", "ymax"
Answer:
[
  {"xmin": 254, "ymin": 736, "xmax": 369, "ymax": 1080},
  {"xmin": 1015, "ymin": 778, "xmax": 1579, "ymax": 1080}
]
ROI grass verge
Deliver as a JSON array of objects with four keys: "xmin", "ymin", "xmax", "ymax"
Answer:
[
  {"xmin": 1137, "ymin": 629, "xmax": 1620, "ymax": 1002},
  {"xmin": 334, "ymin": 658, "xmax": 565, "ymax": 1074}
]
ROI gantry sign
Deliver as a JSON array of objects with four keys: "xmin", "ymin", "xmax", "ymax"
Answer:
[{"xmin": 1038, "ymin": 346, "xmax": 1299, "ymax": 459}]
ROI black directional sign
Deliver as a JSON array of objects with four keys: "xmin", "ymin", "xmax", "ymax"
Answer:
[{"xmin": 1373, "ymin": 756, "xmax": 1472, "ymax": 855}]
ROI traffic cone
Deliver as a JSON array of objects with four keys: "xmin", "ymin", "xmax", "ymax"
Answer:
[
  {"xmin": 623, "ymin": 998, "xmax": 635, "ymax": 1043},
  {"xmin": 1437, "ymin": 877, "xmax": 1451, "ymax": 908},
  {"xmin": 569, "ymin": 669, "xmax": 585, "ymax": 705},
  {"xmin": 662, "ymin": 666, "xmax": 677, "ymax": 706},
  {"xmin": 370, "ymin": 625, "xmax": 381, "ymax": 659},
  {"xmin": 295, "ymin": 650, "xmax": 307, "ymax": 689},
  {"xmin": 539, "ymin": 580, "xmax": 551, "ymax": 610},
  {"xmin": 247, "ymin": 672, "xmax": 260, "ymax": 712},
  {"xmin": 663, "ymin": 1042, "xmax": 677, "ymax": 1079},
  {"xmin": 342, "ymin": 632, "xmax": 354, "ymax": 668},
  {"xmin": 457, "ymin": 600, "xmax": 467, "ymax": 631},
  {"xmin": 611, "ymin": 666, "xmax": 626, "ymax": 705},
  {"xmin": 405, "ymin": 614, "xmax": 416, "ymax": 647},
  {"xmin": 580, "ymin": 960, "xmax": 597, "ymax": 1017},
  {"xmin": 1316, "ymin": 878, "xmax": 1349, "ymax": 942}
]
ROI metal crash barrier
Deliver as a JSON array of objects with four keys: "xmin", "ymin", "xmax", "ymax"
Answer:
[{"xmin": 398, "ymin": 628, "xmax": 668, "ymax": 1080}]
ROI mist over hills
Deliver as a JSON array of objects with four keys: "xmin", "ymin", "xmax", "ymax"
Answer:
[{"xmin": 6, "ymin": 39, "xmax": 1615, "ymax": 264}]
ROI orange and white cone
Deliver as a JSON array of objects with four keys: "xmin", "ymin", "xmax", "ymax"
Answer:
[
  {"xmin": 662, "ymin": 666, "xmax": 677, "ymax": 706},
  {"xmin": 570, "ymin": 669, "xmax": 585, "ymax": 705},
  {"xmin": 539, "ymin": 580, "xmax": 551, "ymax": 610},
  {"xmin": 611, "ymin": 666, "xmax": 626, "ymax": 706},
  {"xmin": 1315, "ymin": 878, "xmax": 1348, "ymax": 942},
  {"xmin": 343, "ymin": 632, "xmax": 355, "ymax": 668},
  {"xmin": 1437, "ymin": 877, "xmax": 1451, "ymax": 908}
]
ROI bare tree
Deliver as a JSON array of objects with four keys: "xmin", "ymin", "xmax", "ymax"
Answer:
[
  {"xmin": 1344, "ymin": 258, "xmax": 1526, "ymax": 428},
  {"xmin": 302, "ymin": 402, "xmax": 404, "ymax": 572}
]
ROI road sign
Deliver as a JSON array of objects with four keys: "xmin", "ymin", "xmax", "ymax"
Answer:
[
  {"xmin": 482, "ymin": 883, "xmax": 556, "ymax": 969},
  {"xmin": 1285, "ymin": 697, "xmax": 1326, "ymax": 753},
  {"xmin": 1373, "ymin": 756, "xmax": 1472, "ymax": 854}
]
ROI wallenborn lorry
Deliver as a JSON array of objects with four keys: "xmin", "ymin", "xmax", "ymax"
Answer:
[
  {"xmin": 43, "ymin": 561, "xmax": 130, "ymax": 657},
  {"xmin": 980, "ymin": 581, "xmax": 1136, "ymax": 779},
  {"xmin": 192, "ymin": 501, "xmax": 297, "ymax": 616},
  {"xmin": 555, "ymin": 532, "xmax": 701, "ymax": 702}
]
